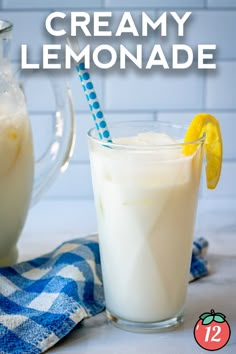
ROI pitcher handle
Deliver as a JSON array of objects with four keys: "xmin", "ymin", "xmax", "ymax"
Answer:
[{"xmin": 18, "ymin": 69, "xmax": 76, "ymax": 206}]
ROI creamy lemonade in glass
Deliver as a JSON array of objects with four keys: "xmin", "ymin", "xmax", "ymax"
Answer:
[{"xmin": 88, "ymin": 121, "xmax": 205, "ymax": 332}]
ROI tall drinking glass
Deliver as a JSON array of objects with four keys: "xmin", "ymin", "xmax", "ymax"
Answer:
[{"xmin": 88, "ymin": 121, "xmax": 205, "ymax": 332}]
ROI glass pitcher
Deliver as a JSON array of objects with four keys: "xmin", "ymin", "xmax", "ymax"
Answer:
[{"xmin": 0, "ymin": 20, "xmax": 75, "ymax": 266}]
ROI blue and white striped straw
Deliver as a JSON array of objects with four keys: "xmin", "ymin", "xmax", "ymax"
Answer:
[{"xmin": 75, "ymin": 62, "xmax": 112, "ymax": 143}]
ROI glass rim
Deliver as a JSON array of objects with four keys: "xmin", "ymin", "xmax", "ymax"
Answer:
[
  {"xmin": 0, "ymin": 20, "xmax": 13, "ymax": 34},
  {"xmin": 87, "ymin": 120, "xmax": 206, "ymax": 150}
]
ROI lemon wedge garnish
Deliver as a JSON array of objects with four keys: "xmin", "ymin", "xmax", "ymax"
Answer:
[{"xmin": 182, "ymin": 113, "xmax": 223, "ymax": 190}]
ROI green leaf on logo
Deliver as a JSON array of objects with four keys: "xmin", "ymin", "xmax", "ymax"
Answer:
[
  {"xmin": 202, "ymin": 315, "xmax": 214, "ymax": 325},
  {"xmin": 214, "ymin": 312, "xmax": 226, "ymax": 319},
  {"xmin": 200, "ymin": 312, "xmax": 211, "ymax": 320},
  {"xmin": 214, "ymin": 315, "xmax": 225, "ymax": 323}
]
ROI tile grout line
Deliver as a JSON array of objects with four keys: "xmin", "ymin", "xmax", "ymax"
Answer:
[
  {"xmin": 1, "ymin": 4, "xmax": 236, "ymax": 11},
  {"xmin": 75, "ymin": 108, "xmax": 236, "ymax": 114},
  {"xmin": 202, "ymin": 69, "xmax": 207, "ymax": 111},
  {"xmin": 102, "ymin": 68, "xmax": 107, "ymax": 115},
  {"xmin": 0, "ymin": 1, "xmax": 104, "ymax": 11},
  {"xmin": 28, "ymin": 108, "xmax": 236, "ymax": 115}
]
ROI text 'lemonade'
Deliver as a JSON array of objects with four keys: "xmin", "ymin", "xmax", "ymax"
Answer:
[{"xmin": 89, "ymin": 121, "xmax": 205, "ymax": 330}]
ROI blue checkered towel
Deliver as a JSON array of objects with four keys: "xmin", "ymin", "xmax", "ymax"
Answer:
[
  {"xmin": 190, "ymin": 237, "xmax": 209, "ymax": 281},
  {"xmin": 0, "ymin": 235, "xmax": 208, "ymax": 353}
]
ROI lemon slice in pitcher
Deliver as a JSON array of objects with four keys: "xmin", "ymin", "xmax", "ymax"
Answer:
[{"xmin": 182, "ymin": 113, "xmax": 223, "ymax": 189}]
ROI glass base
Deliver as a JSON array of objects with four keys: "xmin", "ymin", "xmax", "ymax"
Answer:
[
  {"xmin": 0, "ymin": 246, "xmax": 18, "ymax": 267},
  {"xmin": 106, "ymin": 309, "xmax": 184, "ymax": 333}
]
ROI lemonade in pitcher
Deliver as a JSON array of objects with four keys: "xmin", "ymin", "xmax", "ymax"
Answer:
[
  {"xmin": 0, "ymin": 22, "xmax": 34, "ymax": 265},
  {"xmin": 0, "ymin": 19, "xmax": 75, "ymax": 266}
]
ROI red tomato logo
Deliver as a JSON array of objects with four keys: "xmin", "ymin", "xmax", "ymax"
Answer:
[{"xmin": 194, "ymin": 309, "xmax": 231, "ymax": 351}]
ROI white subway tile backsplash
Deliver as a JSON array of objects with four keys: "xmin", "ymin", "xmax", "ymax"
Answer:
[
  {"xmin": 156, "ymin": 111, "xmax": 197, "ymax": 125},
  {"xmin": 1, "ymin": 5, "xmax": 234, "ymax": 200},
  {"xmin": 13, "ymin": 66, "xmax": 103, "ymax": 113},
  {"xmin": 105, "ymin": 67, "xmax": 204, "ymax": 111},
  {"xmin": 156, "ymin": 111, "xmax": 235, "ymax": 160},
  {"xmin": 2, "ymin": 0, "xmax": 102, "ymax": 9},
  {"xmin": 187, "ymin": 11, "xmax": 236, "ymax": 60},
  {"xmin": 30, "ymin": 113, "xmax": 54, "ymax": 161},
  {"xmin": 19, "ymin": 69, "xmax": 56, "ymax": 111},
  {"xmin": 104, "ymin": 112, "xmax": 155, "ymax": 122},
  {"xmin": 203, "ymin": 162, "xmax": 236, "ymax": 199},
  {"xmin": 209, "ymin": 112, "xmax": 236, "ymax": 161},
  {"xmin": 207, "ymin": 0, "xmax": 236, "ymax": 8},
  {"xmin": 105, "ymin": 0, "xmax": 205, "ymax": 8},
  {"xmin": 46, "ymin": 163, "xmax": 93, "ymax": 199},
  {"xmin": 2, "ymin": 11, "xmax": 51, "ymax": 62},
  {"xmin": 73, "ymin": 113, "xmax": 92, "ymax": 162},
  {"xmin": 206, "ymin": 61, "xmax": 236, "ymax": 110},
  {"xmin": 159, "ymin": 11, "xmax": 236, "ymax": 60}
]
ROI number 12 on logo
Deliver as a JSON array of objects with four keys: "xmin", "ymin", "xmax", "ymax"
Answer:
[{"xmin": 194, "ymin": 309, "xmax": 231, "ymax": 351}]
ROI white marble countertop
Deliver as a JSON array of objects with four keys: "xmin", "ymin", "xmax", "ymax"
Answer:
[{"xmin": 18, "ymin": 198, "xmax": 236, "ymax": 354}]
